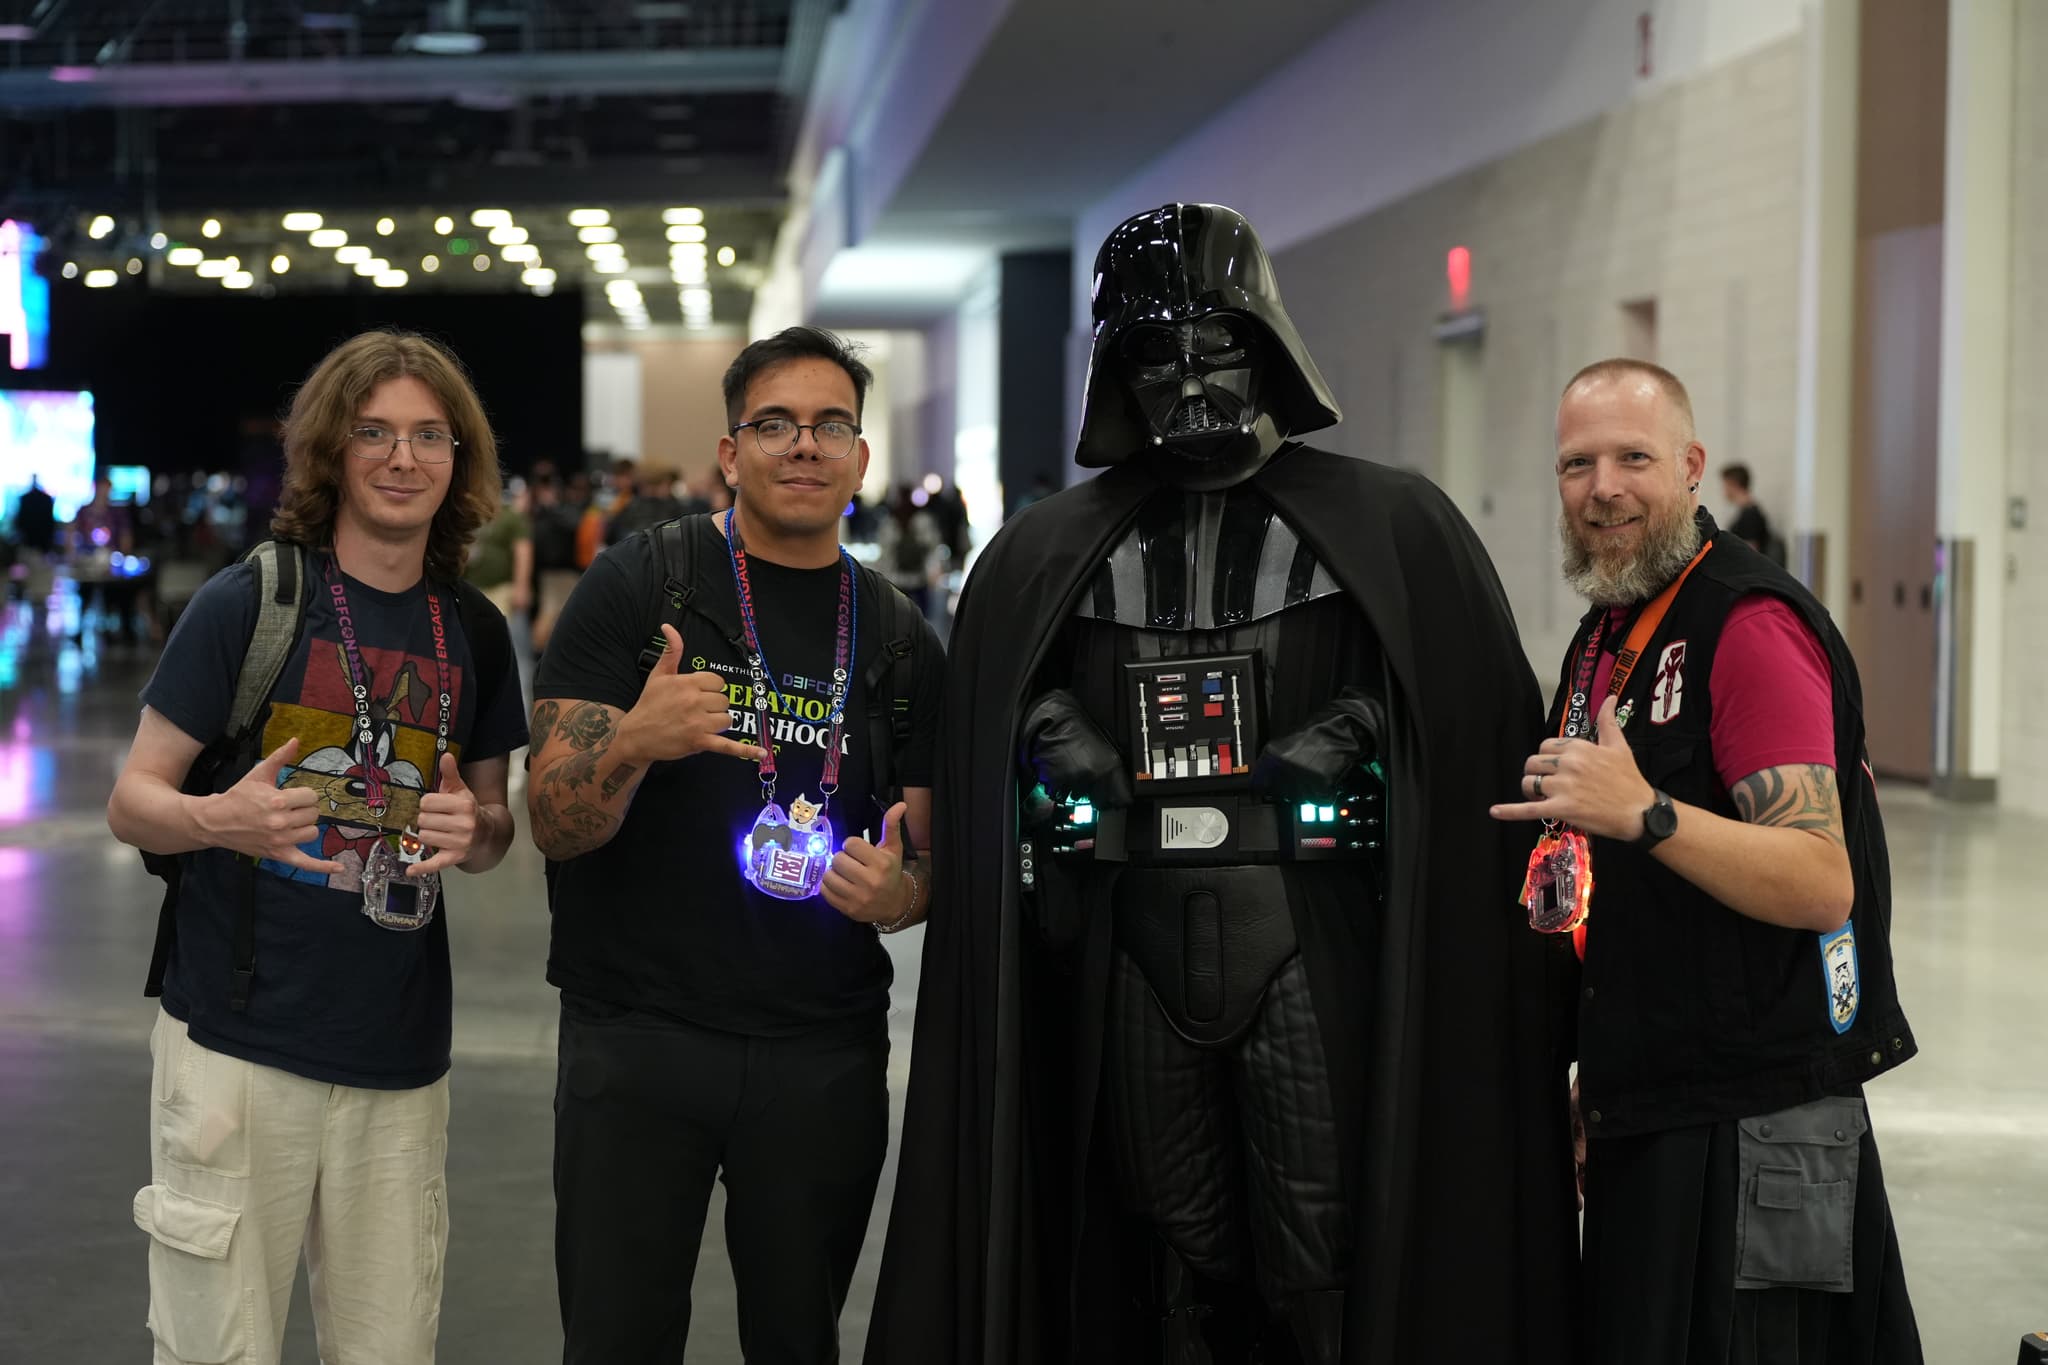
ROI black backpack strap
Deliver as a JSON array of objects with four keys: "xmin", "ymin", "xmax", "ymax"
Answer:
[
  {"xmin": 637, "ymin": 516, "xmax": 746, "ymax": 678},
  {"xmin": 148, "ymin": 541, "xmax": 315, "ymax": 1006},
  {"xmin": 860, "ymin": 568, "xmax": 921, "ymax": 812}
]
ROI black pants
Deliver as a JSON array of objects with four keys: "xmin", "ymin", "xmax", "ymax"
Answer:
[
  {"xmin": 553, "ymin": 994, "xmax": 890, "ymax": 1364},
  {"xmin": 1583, "ymin": 1102, "xmax": 1922, "ymax": 1365}
]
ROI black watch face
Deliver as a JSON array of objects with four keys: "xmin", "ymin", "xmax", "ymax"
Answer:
[{"xmin": 1645, "ymin": 794, "xmax": 1678, "ymax": 839}]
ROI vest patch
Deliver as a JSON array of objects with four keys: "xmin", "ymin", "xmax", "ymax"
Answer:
[
  {"xmin": 1820, "ymin": 923, "xmax": 1860, "ymax": 1034},
  {"xmin": 1650, "ymin": 639, "xmax": 1688, "ymax": 725}
]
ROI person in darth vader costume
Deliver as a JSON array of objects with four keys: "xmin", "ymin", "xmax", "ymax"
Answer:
[{"xmin": 865, "ymin": 203, "xmax": 1581, "ymax": 1364}]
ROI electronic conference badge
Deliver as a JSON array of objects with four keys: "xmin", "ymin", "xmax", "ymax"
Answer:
[{"xmin": 744, "ymin": 793, "xmax": 835, "ymax": 900}]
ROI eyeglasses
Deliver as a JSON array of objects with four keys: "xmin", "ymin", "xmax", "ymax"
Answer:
[
  {"xmin": 731, "ymin": 418, "xmax": 861, "ymax": 459},
  {"xmin": 349, "ymin": 425, "xmax": 459, "ymax": 464}
]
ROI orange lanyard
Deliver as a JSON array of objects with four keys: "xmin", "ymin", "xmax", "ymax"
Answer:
[{"xmin": 1559, "ymin": 540, "xmax": 1713, "ymax": 740}]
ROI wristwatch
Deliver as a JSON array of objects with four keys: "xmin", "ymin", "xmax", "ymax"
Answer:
[{"xmin": 1635, "ymin": 789, "xmax": 1678, "ymax": 849}]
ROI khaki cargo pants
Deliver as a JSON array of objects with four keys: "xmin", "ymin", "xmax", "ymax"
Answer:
[{"xmin": 133, "ymin": 1011, "xmax": 451, "ymax": 1364}]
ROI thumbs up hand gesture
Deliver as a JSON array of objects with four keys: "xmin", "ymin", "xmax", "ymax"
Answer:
[
  {"xmin": 410, "ymin": 752, "xmax": 480, "ymax": 876},
  {"xmin": 200, "ymin": 737, "xmax": 346, "ymax": 875},
  {"xmin": 624, "ymin": 624, "xmax": 767, "ymax": 765},
  {"xmin": 1489, "ymin": 695, "xmax": 1655, "ymax": 841},
  {"xmin": 823, "ymin": 800, "xmax": 913, "ymax": 925}
]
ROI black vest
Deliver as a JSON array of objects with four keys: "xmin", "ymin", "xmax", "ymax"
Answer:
[{"xmin": 1547, "ymin": 512, "xmax": 1916, "ymax": 1138}]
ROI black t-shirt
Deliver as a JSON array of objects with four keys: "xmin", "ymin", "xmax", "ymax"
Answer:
[
  {"xmin": 1729, "ymin": 503, "xmax": 1770, "ymax": 550},
  {"xmin": 535, "ymin": 519, "xmax": 943, "ymax": 1035},
  {"xmin": 142, "ymin": 555, "xmax": 530, "ymax": 1089}
]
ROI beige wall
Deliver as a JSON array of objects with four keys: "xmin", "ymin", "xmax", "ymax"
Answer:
[
  {"xmin": 1271, "ymin": 34, "xmax": 1806, "ymax": 670},
  {"xmin": 2002, "ymin": 3, "xmax": 2048, "ymax": 813},
  {"xmin": 592, "ymin": 336, "xmax": 746, "ymax": 485}
]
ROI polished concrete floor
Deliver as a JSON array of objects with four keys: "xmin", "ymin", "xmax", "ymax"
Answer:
[{"xmin": 2, "ymin": 588, "xmax": 2043, "ymax": 1362}]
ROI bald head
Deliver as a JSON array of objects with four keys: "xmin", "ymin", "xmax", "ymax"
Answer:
[{"xmin": 1559, "ymin": 358, "xmax": 1696, "ymax": 448}]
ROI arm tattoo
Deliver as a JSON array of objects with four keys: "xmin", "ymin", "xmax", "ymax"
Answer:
[
  {"xmin": 530, "ymin": 699, "xmax": 561, "ymax": 740},
  {"xmin": 1730, "ymin": 764, "xmax": 1847, "ymax": 847},
  {"xmin": 600, "ymin": 763, "xmax": 638, "ymax": 799},
  {"xmin": 562, "ymin": 703, "xmax": 615, "ymax": 751},
  {"xmin": 531, "ymin": 701, "xmax": 634, "ymax": 859}
]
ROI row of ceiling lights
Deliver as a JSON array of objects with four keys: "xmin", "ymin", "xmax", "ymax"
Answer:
[{"xmin": 70, "ymin": 206, "xmax": 737, "ymax": 325}]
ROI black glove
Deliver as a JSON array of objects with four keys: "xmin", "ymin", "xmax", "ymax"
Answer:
[
  {"xmin": 1251, "ymin": 688, "xmax": 1385, "ymax": 804},
  {"xmin": 1019, "ymin": 689, "xmax": 1134, "ymax": 808}
]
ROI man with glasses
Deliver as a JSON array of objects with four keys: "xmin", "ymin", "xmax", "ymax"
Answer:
[
  {"xmin": 529, "ymin": 325, "xmax": 944, "ymax": 1363},
  {"xmin": 108, "ymin": 330, "xmax": 527, "ymax": 1364}
]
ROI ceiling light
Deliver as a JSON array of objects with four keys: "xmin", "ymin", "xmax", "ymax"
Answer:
[
  {"xmin": 680, "ymin": 287, "xmax": 711, "ymax": 309},
  {"xmin": 470, "ymin": 209, "xmax": 512, "ymax": 228},
  {"xmin": 592, "ymin": 258, "xmax": 627, "ymax": 274},
  {"xmin": 223, "ymin": 272, "xmax": 255, "ymax": 289},
  {"xmin": 309, "ymin": 228, "xmax": 347, "ymax": 248},
  {"xmin": 282, "ymin": 212, "xmax": 323, "ymax": 231},
  {"xmin": 167, "ymin": 247, "xmax": 202, "ymax": 266},
  {"xmin": 487, "ymin": 225, "xmax": 528, "ymax": 246},
  {"xmin": 421, "ymin": 255, "xmax": 440, "ymax": 273},
  {"xmin": 584, "ymin": 242, "xmax": 625, "ymax": 260},
  {"xmin": 150, "ymin": 232, "xmax": 168, "ymax": 249},
  {"xmin": 271, "ymin": 254, "xmax": 291, "ymax": 274},
  {"xmin": 376, "ymin": 217, "xmax": 396, "ymax": 236},
  {"xmin": 499, "ymin": 244, "xmax": 538, "ymax": 263},
  {"xmin": 335, "ymin": 245, "xmax": 371, "ymax": 264},
  {"xmin": 196, "ymin": 259, "xmax": 233, "ymax": 278},
  {"xmin": 409, "ymin": 31, "xmax": 483, "ymax": 54},
  {"xmin": 201, "ymin": 218, "xmax": 221, "ymax": 238},
  {"xmin": 670, "ymin": 242, "xmax": 708, "ymax": 258},
  {"xmin": 61, "ymin": 262, "xmax": 78, "ymax": 279},
  {"xmin": 666, "ymin": 224, "xmax": 706, "ymax": 244},
  {"xmin": 354, "ymin": 258, "xmax": 387, "ymax": 276},
  {"xmin": 87, "ymin": 215, "xmax": 115, "ymax": 239},
  {"xmin": 125, "ymin": 257, "xmax": 142, "ymax": 275},
  {"xmin": 577, "ymin": 226, "xmax": 618, "ymax": 244},
  {"xmin": 531, "ymin": 283, "xmax": 554, "ymax": 297},
  {"xmin": 84, "ymin": 269, "xmax": 117, "ymax": 288},
  {"xmin": 374, "ymin": 270, "xmax": 408, "ymax": 288},
  {"xmin": 717, "ymin": 246, "xmax": 736, "ymax": 267},
  {"xmin": 434, "ymin": 216, "xmax": 454, "ymax": 234},
  {"xmin": 473, "ymin": 254, "xmax": 491, "ymax": 271},
  {"xmin": 522, "ymin": 268, "xmax": 558, "ymax": 287},
  {"xmin": 567, "ymin": 209, "xmax": 610, "ymax": 227},
  {"xmin": 662, "ymin": 207, "xmax": 703, "ymax": 225}
]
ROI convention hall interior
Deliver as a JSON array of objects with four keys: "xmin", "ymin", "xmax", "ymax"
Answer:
[{"xmin": 2, "ymin": 0, "xmax": 2043, "ymax": 1360}]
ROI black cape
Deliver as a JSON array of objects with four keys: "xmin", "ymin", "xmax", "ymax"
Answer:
[{"xmin": 867, "ymin": 447, "xmax": 1582, "ymax": 1363}]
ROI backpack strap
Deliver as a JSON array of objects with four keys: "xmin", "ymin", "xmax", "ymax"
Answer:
[
  {"xmin": 147, "ymin": 540, "xmax": 315, "ymax": 1009},
  {"xmin": 859, "ymin": 566, "xmax": 921, "ymax": 811},
  {"xmin": 449, "ymin": 576, "xmax": 514, "ymax": 715},
  {"xmin": 637, "ymin": 516, "xmax": 745, "ymax": 679}
]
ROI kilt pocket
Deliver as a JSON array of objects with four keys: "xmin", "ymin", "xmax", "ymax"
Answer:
[{"xmin": 1734, "ymin": 1096, "xmax": 1865, "ymax": 1293}]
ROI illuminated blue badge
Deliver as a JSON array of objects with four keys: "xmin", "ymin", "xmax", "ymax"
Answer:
[
  {"xmin": 1819, "ymin": 923, "xmax": 1859, "ymax": 1034},
  {"xmin": 743, "ymin": 794, "xmax": 834, "ymax": 900}
]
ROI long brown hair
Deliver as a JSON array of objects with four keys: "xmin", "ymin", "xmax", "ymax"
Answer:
[{"xmin": 271, "ymin": 329, "xmax": 501, "ymax": 582}]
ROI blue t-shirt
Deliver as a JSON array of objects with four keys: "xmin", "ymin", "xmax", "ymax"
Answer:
[{"xmin": 142, "ymin": 553, "xmax": 528, "ymax": 1089}]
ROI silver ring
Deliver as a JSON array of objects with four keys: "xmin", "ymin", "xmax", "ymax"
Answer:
[{"xmin": 1533, "ymin": 773, "xmax": 1545, "ymax": 799}]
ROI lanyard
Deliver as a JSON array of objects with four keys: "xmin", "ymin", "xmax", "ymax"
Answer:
[
  {"xmin": 326, "ymin": 561, "xmax": 452, "ymax": 823},
  {"xmin": 1559, "ymin": 540, "xmax": 1712, "ymax": 740},
  {"xmin": 723, "ymin": 509, "xmax": 856, "ymax": 805}
]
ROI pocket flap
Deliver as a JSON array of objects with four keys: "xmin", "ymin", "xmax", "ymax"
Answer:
[
  {"xmin": 1755, "ymin": 1165, "xmax": 1804, "ymax": 1210},
  {"xmin": 134, "ymin": 1183, "xmax": 241, "ymax": 1261},
  {"xmin": 1737, "ymin": 1097, "xmax": 1866, "ymax": 1147}
]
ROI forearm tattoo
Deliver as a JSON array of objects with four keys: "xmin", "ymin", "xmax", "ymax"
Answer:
[
  {"xmin": 532, "ymin": 701, "xmax": 639, "ymax": 859},
  {"xmin": 1730, "ymin": 763, "xmax": 1846, "ymax": 847}
]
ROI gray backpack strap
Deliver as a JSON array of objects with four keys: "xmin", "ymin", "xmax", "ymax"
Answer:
[{"xmin": 224, "ymin": 541, "xmax": 308, "ymax": 744}]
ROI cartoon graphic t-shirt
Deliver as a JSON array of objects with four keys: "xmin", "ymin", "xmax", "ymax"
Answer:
[{"xmin": 142, "ymin": 554, "xmax": 528, "ymax": 1089}]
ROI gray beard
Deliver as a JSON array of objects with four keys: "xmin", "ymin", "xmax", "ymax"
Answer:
[{"xmin": 1561, "ymin": 506, "xmax": 1703, "ymax": 607}]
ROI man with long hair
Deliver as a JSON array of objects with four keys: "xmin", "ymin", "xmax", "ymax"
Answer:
[
  {"xmin": 1491, "ymin": 359, "xmax": 1920, "ymax": 1363},
  {"xmin": 108, "ymin": 329, "xmax": 528, "ymax": 1363}
]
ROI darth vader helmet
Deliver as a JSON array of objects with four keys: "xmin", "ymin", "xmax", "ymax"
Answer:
[{"xmin": 1075, "ymin": 203, "xmax": 1340, "ymax": 489}]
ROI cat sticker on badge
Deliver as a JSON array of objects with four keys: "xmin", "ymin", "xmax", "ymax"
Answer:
[
  {"xmin": 1819, "ymin": 923, "xmax": 1859, "ymax": 1033},
  {"xmin": 744, "ymin": 793, "xmax": 835, "ymax": 900}
]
